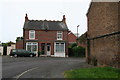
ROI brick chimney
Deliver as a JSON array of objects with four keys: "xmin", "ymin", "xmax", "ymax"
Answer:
[
  {"xmin": 25, "ymin": 13, "xmax": 29, "ymax": 22},
  {"xmin": 62, "ymin": 15, "xmax": 66, "ymax": 23}
]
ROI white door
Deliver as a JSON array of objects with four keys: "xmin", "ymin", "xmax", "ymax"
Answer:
[{"xmin": 47, "ymin": 45, "xmax": 51, "ymax": 56}]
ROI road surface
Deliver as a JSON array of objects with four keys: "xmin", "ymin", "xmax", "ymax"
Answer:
[{"xmin": 2, "ymin": 56, "xmax": 92, "ymax": 79}]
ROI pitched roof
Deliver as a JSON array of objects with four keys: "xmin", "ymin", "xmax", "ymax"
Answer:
[{"xmin": 23, "ymin": 20, "xmax": 68, "ymax": 31}]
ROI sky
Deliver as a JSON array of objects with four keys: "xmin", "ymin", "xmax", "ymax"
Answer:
[{"xmin": 0, "ymin": 0, "xmax": 91, "ymax": 43}]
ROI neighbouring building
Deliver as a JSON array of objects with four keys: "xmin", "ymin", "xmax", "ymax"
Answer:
[
  {"xmin": 68, "ymin": 31, "xmax": 77, "ymax": 45},
  {"xmin": 0, "ymin": 45, "xmax": 3, "ymax": 55},
  {"xmin": 78, "ymin": 32, "xmax": 87, "ymax": 48},
  {"xmin": 86, "ymin": 1, "xmax": 120, "ymax": 68},
  {"xmin": 7, "ymin": 44, "xmax": 16, "ymax": 55},
  {"xmin": 16, "ymin": 14, "xmax": 70, "ymax": 57}
]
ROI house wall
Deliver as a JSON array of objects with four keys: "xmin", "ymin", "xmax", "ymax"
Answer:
[
  {"xmin": 24, "ymin": 30, "xmax": 69, "ymax": 56},
  {"xmin": 87, "ymin": 2, "xmax": 119, "ymax": 68}
]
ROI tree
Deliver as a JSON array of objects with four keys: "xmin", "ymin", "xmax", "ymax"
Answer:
[
  {"xmin": 2, "ymin": 41, "xmax": 15, "ymax": 46},
  {"xmin": 16, "ymin": 37, "xmax": 23, "ymax": 42}
]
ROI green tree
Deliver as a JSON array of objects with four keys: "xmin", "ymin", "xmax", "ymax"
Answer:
[{"xmin": 16, "ymin": 37, "xmax": 23, "ymax": 41}]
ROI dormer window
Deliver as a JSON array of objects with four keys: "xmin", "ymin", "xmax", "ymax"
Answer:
[
  {"xmin": 29, "ymin": 30, "xmax": 35, "ymax": 39},
  {"xmin": 57, "ymin": 31, "xmax": 63, "ymax": 40}
]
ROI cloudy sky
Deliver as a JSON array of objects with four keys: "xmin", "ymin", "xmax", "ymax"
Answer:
[{"xmin": 0, "ymin": 0, "xmax": 91, "ymax": 43}]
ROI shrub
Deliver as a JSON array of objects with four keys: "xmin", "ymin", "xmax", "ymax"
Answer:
[
  {"xmin": 73, "ymin": 46, "xmax": 85, "ymax": 57},
  {"xmin": 68, "ymin": 43, "xmax": 85, "ymax": 57}
]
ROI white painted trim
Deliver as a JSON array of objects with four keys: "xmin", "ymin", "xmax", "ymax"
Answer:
[
  {"xmin": 26, "ymin": 42, "xmax": 38, "ymax": 54},
  {"xmin": 57, "ymin": 31, "xmax": 63, "ymax": 40},
  {"xmin": 46, "ymin": 44, "xmax": 51, "ymax": 56},
  {"xmin": 54, "ymin": 42, "xmax": 65, "ymax": 57}
]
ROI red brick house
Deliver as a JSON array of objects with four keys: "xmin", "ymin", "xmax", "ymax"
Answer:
[{"xmin": 17, "ymin": 14, "xmax": 70, "ymax": 57}]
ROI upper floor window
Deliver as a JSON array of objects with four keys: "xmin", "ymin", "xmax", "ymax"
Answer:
[
  {"xmin": 29, "ymin": 30, "xmax": 35, "ymax": 39},
  {"xmin": 57, "ymin": 31, "xmax": 63, "ymax": 40}
]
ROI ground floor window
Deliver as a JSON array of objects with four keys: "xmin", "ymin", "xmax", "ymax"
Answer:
[
  {"xmin": 26, "ymin": 42, "xmax": 38, "ymax": 53},
  {"xmin": 55, "ymin": 42, "xmax": 65, "ymax": 53}
]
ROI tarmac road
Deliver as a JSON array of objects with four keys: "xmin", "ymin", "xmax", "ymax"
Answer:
[{"xmin": 2, "ymin": 56, "xmax": 92, "ymax": 79}]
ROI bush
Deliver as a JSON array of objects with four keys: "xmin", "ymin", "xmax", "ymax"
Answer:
[
  {"xmin": 71, "ymin": 43, "xmax": 77, "ymax": 48},
  {"xmin": 68, "ymin": 43, "xmax": 85, "ymax": 57},
  {"xmin": 73, "ymin": 46, "xmax": 85, "ymax": 57}
]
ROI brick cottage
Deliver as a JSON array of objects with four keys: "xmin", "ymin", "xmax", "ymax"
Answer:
[{"xmin": 16, "ymin": 14, "xmax": 77, "ymax": 57}]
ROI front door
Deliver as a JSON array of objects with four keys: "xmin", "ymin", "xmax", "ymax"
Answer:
[{"xmin": 47, "ymin": 44, "xmax": 51, "ymax": 56}]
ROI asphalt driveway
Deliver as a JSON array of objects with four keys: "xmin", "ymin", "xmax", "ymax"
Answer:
[{"xmin": 2, "ymin": 56, "xmax": 92, "ymax": 79}]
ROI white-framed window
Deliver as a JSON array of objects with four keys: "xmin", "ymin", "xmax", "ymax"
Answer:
[
  {"xmin": 26, "ymin": 42, "xmax": 38, "ymax": 53},
  {"xmin": 57, "ymin": 31, "xmax": 63, "ymax": 40},
  {"xmin": 55, "ymin": 42, "xmax": 65, "ymax": 53},
  {"xmin": 29, "ymin": 30, "xmax": 35, "ymax": 39}
]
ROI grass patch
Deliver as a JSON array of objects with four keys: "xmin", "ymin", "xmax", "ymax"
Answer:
[{"xmin": 64, "ymin": 67, "xmax": 120, "ymax": 78}]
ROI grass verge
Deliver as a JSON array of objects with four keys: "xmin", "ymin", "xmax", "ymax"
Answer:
[{"xmin": 64, "ymin": 67, "xmax": 120, "ymax": 78}]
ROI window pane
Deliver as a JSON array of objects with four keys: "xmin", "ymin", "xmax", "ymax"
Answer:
[
  {"xmin": 32, "ymin": 45, "xmax": 37, "ymax": 51},
  {"xmin": 26, "ymin": 42, "xmax": 38, "ymax": 53},
  {"xmin": 27, "ymin": 43, "xmax": 31, "ymax": 45},
  {"xmin": 27, "ymin": 45, "xmax": 31, "ymax": 52},
  {"xmin": 61, "ymin": 43, "xmax": 64, "ymax": 52},
  {"xmin": 56, "ymin": 44, "xmax": 59, "ymax": 52},
  {"xmin": 55, "ymin": 43, "xmax": 64, "ymax": 52},
  {"xmin": 58, "ymin": 31, "xmax": 62, "ymax": 34},
  {"xmin": 57, "ymin": 31, "xmax": 62, "ymax": 40},
  {"xmin": 30, "ymin": 33, "xmax": 34, "ymax": 38},
  {"xmin": 29, "ymin": 30, "xmax": 35, "ymax": 39},
  {"xmin": 33, "ymin": 43, "xmax": 37, "ymax": 45}
]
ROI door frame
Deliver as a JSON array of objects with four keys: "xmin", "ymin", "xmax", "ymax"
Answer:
[{"xmin": 46, "ymin": 44, "xmax": 51, "ymax": 56}]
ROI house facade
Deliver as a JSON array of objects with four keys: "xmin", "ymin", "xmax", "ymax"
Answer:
[
  {"xmin": 86, "ymin": 2, "xmax": 120, "ymax": 68},
  {"xmin": 17, "ymin": 14, "xmax": 69, "ymax": 57}
]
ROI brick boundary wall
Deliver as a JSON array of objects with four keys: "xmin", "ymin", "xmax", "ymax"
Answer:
[{"xmin": 86, "ymin": 31, "xmax": 120, "ymax": 68}]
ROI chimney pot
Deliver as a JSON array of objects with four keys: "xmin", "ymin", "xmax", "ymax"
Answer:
[
  {"xmin": 62, "ymin": 15, "xmax": 66, "ymax": 23},
  {"xmin": 25, "ymin": 13, "xmax": 29, "ymax": 22}
]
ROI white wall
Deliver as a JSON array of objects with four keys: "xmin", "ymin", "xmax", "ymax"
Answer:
[
  {"xmin": 0, "ymin": 46, "xmax": 3, "ymax": 55},
  {"xmin": 7, "ymin": 44, "xmax": 16, "ymax": 55},
  {"xmin": 54, "ymin": 52, "xmax": 65, "ymax": 57},
  {"xmin": 11, "ymin": 44, "xmax": 15, "ymax": 49},
  {"xmin": 7, "ymin": 46, "xmax": 12, "ymax": 55}
]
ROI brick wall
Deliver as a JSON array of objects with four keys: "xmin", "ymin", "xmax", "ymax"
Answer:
[
  {"xmin": 87, "ymin": 2, "xmax": 120, "ymax": 68},
  {"xmin": 24, "ymin": 30, "xmax": 68, "ymax": 42},
  {"xmin": 24, "ymin": 30, "xmax": 68, "ymax": 55},
  {"xmin": 68, "ymin": 32, "xmax": 77, "ymax": 44},
  {"xmin": 87, "ymin": 2, "xmax": 119, "ymax": 38},
  {"xmin": 118, "ymin": 2, "xmax": 120, "ymax": 68},
  {"xmin": 16, "ymin": 40, "xmax": 23, "ymax": 49}
]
